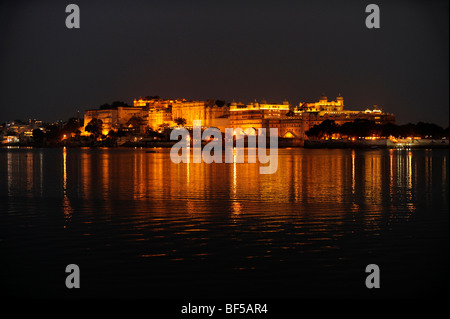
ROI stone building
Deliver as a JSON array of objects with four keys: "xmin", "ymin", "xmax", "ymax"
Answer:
[
  {"xmin": 171, "ymin": 99, "xmax": 229, "ymax": 128},
  {"xmin": 295, "ymin": 94, "xmax": 395, "ymax": 127},
  {"xmin": 229, "ymin": 100, "xmax": 290, "ymax": 131},
  {"xmin": 229, "ymin": 95, "xmax": 395, "ymax": 139},
  {"xmin": 83, "ymin": 97, "xmax": 231, "ymax": 134},
  {"xmin": 83, "ymin": 106, "xmax": 146, "ymax": 135}
]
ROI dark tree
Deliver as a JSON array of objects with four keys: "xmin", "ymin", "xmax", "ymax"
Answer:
[
  {"xmin": 85, "ymin": 118, "xmax": 103, "ymax": 138},
  {"xmin": 99, "ymin": 101, "xmax": 130, "ymax": 109},
  {"xmin": 306, "ymin": 119, "xmax": 339, "ymax": 139},
  {"xmin": 380, "ymin": 123, "xmax": 400, "ymax": 138},
  {"xmin": 99, "ymin": 103, "xmax": 112, "ymax": 110},
  {"xmin": 111, "ymin": 101, "xmax": 130, "ymax": 108},
  {"xmin": 415, "ymin": 122, "xmax": 444, "ymax": 138},
  {"xmin": 62, "ymin": 117, "xmax": 81, "ymax": 134},
  {"xmin": 443, "ymin": 127, "xmax": 449, "ymax": 138},
  {"xmin": 127, "ymin": 116, "xmax": 145, "ymax": 128},
  {"xmin": 174, "ymin": 117, "xmax": 187, "ymax": 126},
  {"xmin": 32, "ymin": 128, "xmax": 45, "ymax": 143},
  {"xmin": 215, "ymin": 100, "xmax": 226, "ymax": 107},
  {"xmin": 399, "ymin": 123, "xmax": 416, "ymax": 138},
  {"xmin": 44, "ymin": 124, "xmax": 62, "ymax": 140}
]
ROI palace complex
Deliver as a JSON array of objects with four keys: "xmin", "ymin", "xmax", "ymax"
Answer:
[{"xmin": 83, "ymin": 94, "xmax": 395, "ymax": 139}]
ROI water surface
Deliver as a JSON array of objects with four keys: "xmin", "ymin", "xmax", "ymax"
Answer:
[{"xmin": 0, "ymin": 147, "xmax": 448, "ymax": 298}]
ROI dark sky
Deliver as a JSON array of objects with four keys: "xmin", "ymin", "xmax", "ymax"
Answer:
[{"xmin": 0, "ymin": 0, "xmax": 448, "ymax": 126}]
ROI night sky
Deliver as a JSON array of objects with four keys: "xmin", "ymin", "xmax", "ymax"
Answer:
[{"xmin": 0, "ymin": 0, "xmax": 448, "ymax": 127}]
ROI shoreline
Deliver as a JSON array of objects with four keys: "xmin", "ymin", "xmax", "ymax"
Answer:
[
  {"xmin": 1, "ymin": 139, "xmax": 448, "ymax": 150},
  {"xmin": 304, "ymin": 138, "xmax": 449, "ymax": 149}
]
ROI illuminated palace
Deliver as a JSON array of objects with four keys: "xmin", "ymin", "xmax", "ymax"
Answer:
[
  {"xmin": 83, "ymin": 105, "xmax": 147, "ymax": 135},
  {"xmin": 229, "ymin": 94, "xmax": 395, "ymax": 139},
  {"xmin": 83, "ymin": 94, "xmax": 395, "ymax": 139},
  {"xmin": 136, "ymin": 97, "xmax": 229, "ymax": 130},
  {"xmin": 295, "ymin": 93, "xmax": 395, "ymax": 131},
  {"xmin": 83, "ymin": 97, "xmax": 230, "ymax": 135}
]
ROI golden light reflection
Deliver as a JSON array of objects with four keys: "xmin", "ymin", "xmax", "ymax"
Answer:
[
  {"xmin": 133, "ymin": 151, "xmax": 145, "ymax": 199},
  {"xmin": 7, "ymin": 152, "xmax": 12, "ymax": 197},
  {"xmin": 406, "ymin": 151, "xmax": 414, "ymax": 215},
  {"xmin": 61, "ymin": 148, "xmax": 447, "ymax": 225},
  {"xmin": 102, "ymin": 151, "xmax": 110, "ymax": 197},
  {"xmin": 367, "ymin": 154, "xmax": 382, "ymax": 204},
  {"xmin": 230, "ymin": 153, "xmax": 243, "ymax": 219},
  {"xmin": 407, "ymin": 151, "xmax": 412, "ymax": 190},
  {"xmin": 26, "ymin": 151, "xmax": 33, "ymax": 194},
  {"xmin": 80, "ymin": 150, "xmax": 92, "ymax": 199},
  {"xmin": 63, "ymin": 147, "xmax": 67, "ymax": 191},
  {"xmin": 186, "ymin": 200, "xmax": 195, "ymax": 216},
  {"xmin": 396, "ymin": 150, "xmax": 402, "ymax": 188},
  {"xmin": 388, "ymin": 149, "xmax": 417, "ymax": 218},
  {"xmin": 231, "ymin": 201, "xmax": 243, "ymax": 223},
  {"xmin": 351, "ymin": 149, "xmax": 355, "ymax": 195},
  {"xmin": 292, "ymin": 152, "xmax": 302, "ymax": 201},
  {"xmin": 389, "ymin": 149, "xmax": 394, "ymax": 192},
  {"xmin": 186, "ymin": 154, "xmax": 190, "ymax": 186},
  {"xmin": 233, "ymin": 153, "xmax": 237, "ymax": 194},
  {"xmin": 62, "ymin": 147, "xmax": 73, "ymax": 227}
]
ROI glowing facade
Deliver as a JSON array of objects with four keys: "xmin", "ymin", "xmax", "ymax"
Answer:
[
  {"xmin": 229, "ymin": 95, "xmax": 395, "ymax": 139},
  {"xmin": 297, "ymin": 93, "xmax": 344, "ymax": 112},
  {"xmin": 172, "ymin": 99, "xmax": 229, "ymax": 128},
  {"xmin": 294, "ymin": 94, "xmax": 395, "ymax": 126},
  {"xmin": 135, "ymin": 97, "xmax": 230, "ymax": 129},
  {"xmin": 229, "ymin": 100, "xmax": 290, "ymax": 130},
  {"xmin": 83, "ymin": 107, "xmax": 146, "ymax": 135},
  {"xmin": 83, "ymin": 94, "xmax": 395, "ymax": 139},
  {"xmin": 83, "ymin": 97, "xmax": 231, "ymax": 134}
]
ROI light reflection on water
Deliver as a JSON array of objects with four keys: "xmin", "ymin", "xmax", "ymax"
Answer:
[{"xmin": 0, "ymin": 147, "xmax": 448, "ymax": 298}]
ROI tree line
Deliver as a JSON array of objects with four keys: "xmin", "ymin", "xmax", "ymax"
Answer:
[
  {"xmin": 31, "ymin": 117, "xmax": 83, "ymax": 142},
  {"xmin": 306, "ymin": 119, "xmax": 449, "ymax": 139}
]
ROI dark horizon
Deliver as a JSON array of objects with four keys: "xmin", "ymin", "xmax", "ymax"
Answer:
[{"xmin": 0, "ymin": 0, "xmax": 448, "ymax": 127}]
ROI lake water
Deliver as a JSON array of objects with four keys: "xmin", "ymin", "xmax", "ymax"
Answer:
[{"xmin": 0, "ymin": 147, "xmax": 448, "ymax": 298}]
